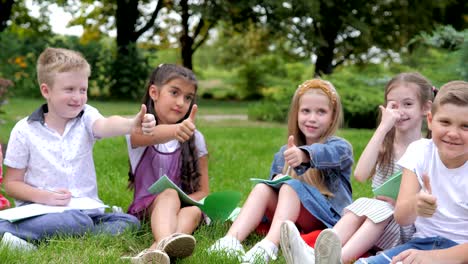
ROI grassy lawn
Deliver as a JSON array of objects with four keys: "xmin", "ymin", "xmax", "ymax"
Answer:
[{"xmin": 0, "ymin": 98, "xmax": 374, "ymax": 263}]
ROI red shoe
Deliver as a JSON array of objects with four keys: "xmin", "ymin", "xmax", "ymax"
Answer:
[{"xmin": 0, "ymin": 195, "xmax": 10, "ymax": 210}]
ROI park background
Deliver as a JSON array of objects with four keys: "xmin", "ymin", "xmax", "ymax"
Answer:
[{"xmin": 0, "ymin": 1, "xmax": 467, "ymax": 263}]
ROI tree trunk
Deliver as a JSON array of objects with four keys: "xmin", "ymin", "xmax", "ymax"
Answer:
[
  {"xmin": 180, "ymin": 34, "xmax": 194, "ymax": 70},
  {"xmin": 313, "ymin": 17, "xmax": 341, "ymax": 76},
  {"xmin": 116, "ymin": 0, "xmax": 139, "ymax": 55},
  {"xmin": 179, "ymin": 0, "xmax": 193, "ymax": 69},
  {"xmin": 0, "ymin": 0, "xmax": 14, "ymax": 32},
  {"xmin": 314, "ymin": 44, "xmax": 335, "ymax": 76}
]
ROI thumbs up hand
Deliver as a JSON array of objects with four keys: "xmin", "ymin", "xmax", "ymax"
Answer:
[
  {"xmin": 283, "ymin": 135, "xmax": 308, "ymax": 168},
  {"xmin": 175, "ymin": 104, "xmax": 197, "ymax": 142},
  {"xmin": 415, "ymin": 173, "xmax": 437, "ymax": 218},
  {"xmin": 135, "ymin": 104, "xmax": 156, "ymax": 135}
]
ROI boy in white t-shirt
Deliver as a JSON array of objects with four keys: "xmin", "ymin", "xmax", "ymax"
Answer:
[
  {"xmin": 355, "ymin": 80, "xmax": 468, "ymax": 264},
  {"xmin": 0, "ymin": 47, "xmax": 155, "ymax": 250}
]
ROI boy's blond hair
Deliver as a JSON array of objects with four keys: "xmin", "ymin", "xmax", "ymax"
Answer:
[
  {"xmin": 432, "ymin": 81, "xmax": 468, "ymax": 114},
  {"xmin": 37, "ymin": 47, "xmax": 91, "ymax": 87}
]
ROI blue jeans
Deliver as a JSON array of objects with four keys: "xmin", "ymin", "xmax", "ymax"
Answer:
[
  {"xmin": 355, "ymin": 236, "xmax": 459, "ymax": 264},
  {"xmin": 0, "ymin": 210, "xmax": 140, "ymax": 243}
]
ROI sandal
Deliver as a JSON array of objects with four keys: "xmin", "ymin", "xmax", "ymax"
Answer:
[
  {"xmin": 122, "ymin": 249, "xmax": 170, "ymax": 264},
  {"xmin": 157, "ymin": 233, "xmax": 196, "ymax": 258}
]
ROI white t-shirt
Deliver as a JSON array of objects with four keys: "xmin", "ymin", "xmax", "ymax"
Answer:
[
  {"xmin": 126, "ymin": 130, "xmax": 208, "ymax": 173},
  {"xmin": 398, "ymin": 138, "xmax": 468, "ymax": 244},
  {"xmin": 4, "ymin": 104, "xmax": 103, "ymax": 207}
]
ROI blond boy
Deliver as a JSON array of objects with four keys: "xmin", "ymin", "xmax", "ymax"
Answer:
[{"xmin": 0, "ymin": 47, "xmax": 155, "ymax": 250}]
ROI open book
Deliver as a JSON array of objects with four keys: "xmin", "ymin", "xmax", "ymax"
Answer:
[
  {"xmin": 0, "ymin": 197, "xmax": 108, "ymax": 222},
  {"xmin": 148, "ymin": 175, "xmax": 241, "ymax": 222},
  {"xmin": 250, "ymin": 175, "xmax": 292, "ymax": 189},
  {"xmin": 372, "ymin": 171, "xmax": 402, "ymax": 200}
]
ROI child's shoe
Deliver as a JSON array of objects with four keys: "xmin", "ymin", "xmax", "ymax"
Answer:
[
  {"xmin": 242, "ymin": 239, "xmax": 278, "ymax": 264},
  {"xmin": 280, "ymin": 220, "xmax": 315, "ymax": 264},
  {"xmin": 0, "ymin": 232, "xmax": 37, "ymax": 251},
  {"xmin": 0, "ymin": 195, "xmax": 10, "ymax": 210},
  {"xmin": 124, "ymin": 249, "xmax": 170, "ymax": 264},
  {"xmin": 157, "ymin": 233, "xmax": 196, "ymax": 258},
  {"xmin": 207, "ymin": 235, "xmax": 245, "ymax": 260},
  {"xmin": 315, "ymin": 228, "xmax": 342, "ymax": 264}
]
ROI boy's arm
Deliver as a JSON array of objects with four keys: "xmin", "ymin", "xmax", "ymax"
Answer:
[
  {"xmin": 93, "ymin": 104, "xmax": 155, "ymax": 138},
  {"xmin": 392, "ymin": 243, "xmax": 468, "ymax": 264},
  {"xmin": 4, "ymin": 167, "xmax": 71, "ymax": 206},
  {"xmin": 188, "ymin": 155, "xmax": 209, "ymax": 201},
  {"xmin": 394, "ymin": 168, "xmax": 422, "ymax": 225}
]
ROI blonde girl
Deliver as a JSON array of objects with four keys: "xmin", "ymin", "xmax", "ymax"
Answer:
[
  {"xmin": 209, "ymin": 79, "xmax": 353, "ymax": 263},
  {"xmin": 126, "ymin": 64, "xmax": 209, "ymax": 264}
]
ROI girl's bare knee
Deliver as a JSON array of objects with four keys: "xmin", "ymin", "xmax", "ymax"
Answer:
[{"xmin": 159, "ymin": 188, "xmax": 179, "ymax": 199}]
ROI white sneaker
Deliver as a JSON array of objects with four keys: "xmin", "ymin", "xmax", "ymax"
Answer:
[
  {"xmin": 207, "ymin": 236, "xmax": 245, "ymax": 260},
  {"xmin": 1, "ymin": 232, "xmax": 37, "ymax": 251},
  {"xmin": 121, "ymin": 249, "xmax": 170, "ymax": 264},
  {"xmin": 315, "ymin": 228, "xmax": 342, "ymax": 264},
  {"xmin": 280, "ymin": 220, "xmax": 315, "ymax": 264},
  {"xmin": 242, "ymin": 240, "xmax": 278, "ymax": 264}
]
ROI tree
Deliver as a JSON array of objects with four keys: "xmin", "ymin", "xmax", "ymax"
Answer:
[
  {"xmin": 250, "ymin": 0, "xmax": 465, "ymax": 76},
  {"xmin": 51, "ymin": 0, "xmax": 167, "ymax": 99},
  {"xmin": 1, "ymin": 0, "xmax": 51, "ymax": 35},
  {"xmin": 0, "ymin": 0, "xmax": 14, "ymax": 32},
  {"xmin": 166, "ymin": 0, "xmax": 255, "ymax": 70}
]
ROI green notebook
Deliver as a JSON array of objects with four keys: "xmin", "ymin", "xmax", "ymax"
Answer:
[
  {"xmin": 148, "ymin": 175, "xmax": 241, "ymax": 222},
  {"xmin": 250, "ymin": 175, "xmax": 292, "ymax": 188},
  {"xmin": 372, "ymin": 171, "xmax": 403, "ymax": 200}
]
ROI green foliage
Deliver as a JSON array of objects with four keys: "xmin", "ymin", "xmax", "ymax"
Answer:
[
  {"xmin": 409, "ymin": 25, "xmax": 467, "ymax": 51},
  {"xmin": 248, "ymin": 100, "xmax": 289, "ymax": 123},
  {"xmin": 234, "ymin": 54, "xmax": 289, "ymax": 100},
  {"xmin": 109, "ymin": 45, "xmax": 150, "ymax": 100},
  {"xmin": 460, "ymin": 42, "xmax": 468, "ymax": 81},
  {"xmin": 0, "ymin": 31, "xmax": 48, "ymax": 98}
]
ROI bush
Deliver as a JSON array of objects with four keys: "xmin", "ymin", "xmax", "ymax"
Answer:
[
  {"xmin": 0, "ymin": 78, "xmax": 13, "ymax": 115},
  {"xmin": 409, "ymin": 25, "xmax": 466, "ymax": 51},
  {"xmin": 248, "ymin": 100, "xmax": 290, "ymax": 123},
  {"xmin": 234, "ymin": 54, "xmax": 288, "ymax": 100}
]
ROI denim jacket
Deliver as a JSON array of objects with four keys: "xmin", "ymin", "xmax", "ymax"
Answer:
[{"xmin": 269, "ymin": 136, "xmax": 354, "ymax": 215}]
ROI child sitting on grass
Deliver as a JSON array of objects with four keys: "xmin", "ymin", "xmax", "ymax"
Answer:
[{"xmin": 0, "ymin": 47, "xmax": 155, "ymax": 251}]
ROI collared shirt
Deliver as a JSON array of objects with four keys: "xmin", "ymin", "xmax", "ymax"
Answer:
[{"xmin": 4, "ymin": 104, "xmax": 103, "ymax": 207}]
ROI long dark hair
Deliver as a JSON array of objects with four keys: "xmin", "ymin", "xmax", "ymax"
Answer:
[{"xmin": 128, "ymin": 64, "xmax": 201, "ymax": 194}]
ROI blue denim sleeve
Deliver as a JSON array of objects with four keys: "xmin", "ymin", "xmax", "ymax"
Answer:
[
  {"xmin": 298, "ymin": 137, "xmax": 353, "ymax": 171},
  {"xmin": 269, "ymin": 145, "xmax": 287, "ymax": 179}
]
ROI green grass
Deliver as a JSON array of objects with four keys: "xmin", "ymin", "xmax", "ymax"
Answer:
[{"xmin": 0, "ymin": 98, "xmax": 373, "ymax": 263}]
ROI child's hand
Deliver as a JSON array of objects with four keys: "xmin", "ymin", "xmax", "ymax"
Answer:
[
  {"xmin": 284, "ymin": 135, "xmax": 307, "ymax": 168},
  {"xmin": 391, "ymin": 248, "xmax": 437, "ymax": 264},
  {"xmin": 175, "ymin": 104, "xmax": 197, "ymax": 142},
  {"xmin": 134, "ymin": 104, "xmax": 156, "ymax": 135},
  {"xmin": 415, "ymin": 173, "xmax": 437, "ymax": 218},
  {"xmin": 379, "ymin": 102, "xmax": 401, "ymax": 132},
  {"xmin": 44, "ymin": 188, "xmax": 72, "ymax": 206},
  {"xmin": 272, "ymin": 174, "xmax": 285, "ymax": 180}
]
